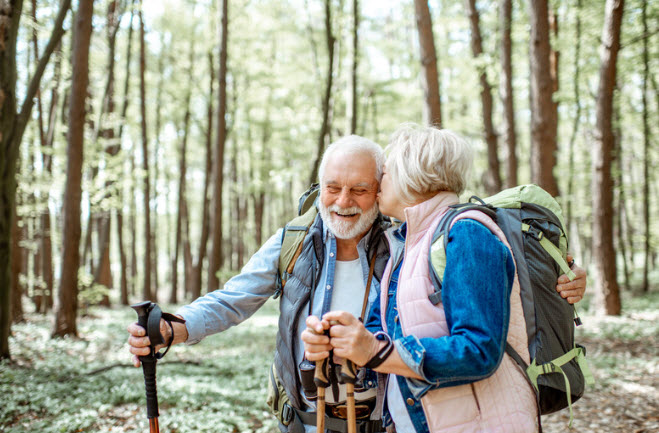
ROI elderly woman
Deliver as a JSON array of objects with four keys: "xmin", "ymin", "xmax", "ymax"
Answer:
[{"xmin": 303, "ymin": 124, "xmax": 538, "ymax": 432}]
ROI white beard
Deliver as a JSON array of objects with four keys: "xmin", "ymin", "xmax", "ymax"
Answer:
[{"xmin": 319, "ymin": 201, "xmax": 380, "ymax": 240}]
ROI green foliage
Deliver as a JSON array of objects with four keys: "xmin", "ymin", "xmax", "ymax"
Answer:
[{"xmin": 1, "ymin": 301, "xmax": 280, "ymax": 432}]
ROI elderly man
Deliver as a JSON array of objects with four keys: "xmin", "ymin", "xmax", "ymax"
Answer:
[{"xmin": 127, "ymin": 135, "xmax": 587, "ymax": 433}]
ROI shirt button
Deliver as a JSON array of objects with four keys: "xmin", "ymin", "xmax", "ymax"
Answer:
[
  {"xmin": 330, "ymin": 252, "xmax": 334, "ymax": 257},
  {"xmin": 326, "ymin": 285, "xmax": 331, "ymax": 290},
  {"xmin": 406, "ymin": 398, "xmax": 414, "ymax": 406}
]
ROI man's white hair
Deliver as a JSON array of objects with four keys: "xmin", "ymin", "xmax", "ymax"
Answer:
[
  {"xmin": 385, "ymin": 123, "xmax": 473, "ymax": 205},
  {"xmin": 318, "ymin": 135, "xmax": 384, "ymax": 184}
]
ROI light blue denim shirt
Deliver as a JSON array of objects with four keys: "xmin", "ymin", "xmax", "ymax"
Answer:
[
  {"xmin": 176, "ymin": 223, "xmax": 381, "ymax": 408},
  {"xmin": 365, "ymin": 220, "xmax": 515, "ymax": 432}
]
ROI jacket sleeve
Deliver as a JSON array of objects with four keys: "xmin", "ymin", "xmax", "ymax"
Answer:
[
  {"xmin": 177, "ymin": 229, "xmax": 283, "ymax": 344},
  {"xmin": 395, "ymin": 219, "xmax": 515, "ymax": 393}
]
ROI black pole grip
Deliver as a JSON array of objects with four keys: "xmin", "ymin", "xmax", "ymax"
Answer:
[{"xmin": 141, "ymin": 356, "xmax": 160, "ymax": 419}]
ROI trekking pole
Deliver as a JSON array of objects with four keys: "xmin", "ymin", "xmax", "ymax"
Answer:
[
  {"xmin": 131, "ymin": 301, "xmax": 161, "ymax": 433},
  {"xmin": 340, "ymin": 359, "xmax": 357, "ymax": 433},
  {"xmin": 314, "ymin": 357, "xmax": 330, "ymax": 432}
]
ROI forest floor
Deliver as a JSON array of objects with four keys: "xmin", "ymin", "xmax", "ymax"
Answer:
[{"xmin": 1, "ymin": 291, "xmax": 658, "ymax": 433}]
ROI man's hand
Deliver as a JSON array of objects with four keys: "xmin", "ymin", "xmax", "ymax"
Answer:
[
  {"xmin": 127, "ymin": 317, "xmax": 187, "ymax": 367},
  {"xmin": 557, "ymin": 254, "xmax": 587, "ymax": 304},
  {"xmin": 322, "ymin": 311, "xmax": 380, "ymax": 367},
  {"xmin": 301, "ymin": 315, "xmax": 333, "ymax": 362}
]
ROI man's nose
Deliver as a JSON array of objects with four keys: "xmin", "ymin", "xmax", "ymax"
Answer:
[{"xmin": 336, "ymin": 188, "xmax": 353, "ymax": 208}]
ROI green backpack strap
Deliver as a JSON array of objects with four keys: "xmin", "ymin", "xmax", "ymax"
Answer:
[
  {"xmin": 278, "ymin": 185, "xmax": 320, "ymax": 292},
  {"xmin": 525, "ymin": 345, "xmax": 595, "ymax": 427},
  {"xmin": 521, "ymin": 223, "xmax": 576, "ymax": 281}
]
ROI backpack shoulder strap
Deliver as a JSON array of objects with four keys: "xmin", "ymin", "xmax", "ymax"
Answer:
[
  {"xmin": 428, "ymin": 201, "xmax": 497, "ymax": 305},
  {"xmin": 278, "ymin": 186, "xmax": 320, "ymax": 292}
]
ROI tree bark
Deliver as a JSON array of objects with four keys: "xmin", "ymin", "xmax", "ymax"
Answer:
[
  {"xmin": 414, "ymin": 0, "xmax": 442, "ymax": 127},
  {"xmin": 53, "ymin": 0, "xmax": 94, "ymax": 338},
  {"xmin": 308, "ymin": 0, "xmax": 335, "ymax": 186},
  {"xmin": 350, "ymin": 0, "xmax": 359, "ymax": 134},
  {"xmin": 190, "ymin": 51, "xmax": 214, "ymax": 300},
  {"xmin": 138, "ymin": 1, "xmax": 153, "ymax": 301},
  {"xmin": 566, "ymin": 0, "xmax": 582, "ymax": 232},
  {"xmin": 529, "ymin": 0, "xmax": 559, "ymax": 197},
  {"xmin": 499, "ymin": 0, "xmax": 517, "ymax": 187},
  {"xmin": 208, "ymin": 0, "xmax": 229, "ymax": 292},
  {"xmin": 641, "ymin": 0, "xmax": 650, "ymax": 293},
  {"xmin": 171, "ymin": 41, "xmax": 195, "ymax": 304},
  {"xmin": 592, "ymin": 0, "xmax": 623, "ymax": 316},
  {"xmin": 465, "ymin": 0, "xmax": 501, "ymax": 194},
  {"xmin": 10, "ymin": 207, "xmax": 23, "ymax": 323}
]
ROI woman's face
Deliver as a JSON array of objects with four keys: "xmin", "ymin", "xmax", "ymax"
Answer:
[{"xmin": 377, "ymin": 163, "xmax": 406, "ymax": 221}]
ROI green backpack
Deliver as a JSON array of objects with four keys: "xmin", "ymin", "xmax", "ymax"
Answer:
[
  {"xmin": 428, "ymin": 184, "xmax": 594, "ymax": 430},
  {"xmin": 276, "ymin": 184, "xmax": 320, "ymax": 294}
]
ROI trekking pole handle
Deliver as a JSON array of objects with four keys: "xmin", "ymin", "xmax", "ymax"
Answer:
[{"xmin": 131, "ymin": 302, "xmax": 160, "ymax": 422}]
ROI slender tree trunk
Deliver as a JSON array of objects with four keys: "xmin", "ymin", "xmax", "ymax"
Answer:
[
  {"xmin": 1, "ymin": 0, "xmax": 72, "ymax": 360},
  {"xmin": 465, "ymin": 0, "xmax": 501, "ymax": 194},
  {"xmin": 414, "ymin": 0, "xmax": 442, "ymax": 127},
  {"xmin": 53, "ymin": 0, "xmax": 94, "ymax": 337},
  {"xmin": 529, "ymin": 0, "xmax": 559, "ymax": 196},
  {"xmin": 190, "ymin": 51, "xmax": 214, "ymax": 300},
  {"xmin": 566, "ymin": 0, "xmax": 582, "ymax": 232},
  {"xmin": 641, "ymin": 0, "xmax": 650, "ymax": 293},
  {"xmin": 350, "ymin": 0, "xmax": 359, "ymax": 134},
  {"xmin": 11, "ymin": 207, "xmax": 23, "ymax": 323},
  {"xmin": 613, "ymin": 103, "xmax": 630, "ymax": 290},
  {"xmin": 308, "ymin": 0, "xmax": 336, "ymax": 186},
  {"xmin": 499, "ymin": 0, "xmax": 517, "ymax": 187},
  {"xmin": 138, "ymin": 1, "xmax": 153, "ymax": 301},
  {"xmin": 119, "ymin": 0, "xmax": 136, "ymax": 300},
  {"xmin": 592, "ymin": 0, "xmax": 624, "ymax": 316},
  {"xmin": 209, "ymin": 0, "xmax": 229, "ymax": 292},
  {"xmin": 171, "ymin": 42, "xmax": 195, "ymax": 304}
]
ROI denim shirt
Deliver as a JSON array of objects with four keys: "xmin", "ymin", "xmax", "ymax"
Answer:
[
  {"xmin": 365, "ymin": 220, "xmax": 515, "ymax": 432},
  {"xmin": 177, "ymin": 223, "xmax": 382, "ymax": 404}
]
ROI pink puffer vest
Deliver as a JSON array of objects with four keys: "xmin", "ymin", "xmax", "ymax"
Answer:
[{"xmin": 380, "ymin": 192, "xmax": 538, "ymax": 433}]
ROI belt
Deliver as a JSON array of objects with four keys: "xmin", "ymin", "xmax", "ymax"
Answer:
[{"xmin": 292, "ymin": 406, "xmax": 383, "ymax": 433}]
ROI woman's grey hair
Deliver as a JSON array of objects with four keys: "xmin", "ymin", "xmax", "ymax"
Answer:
[
  {"xmin": 385, "ymin": 123, "xmax": 473, "ymax": 204},
  {"xmin": 318, "ymin": 135, "xmax": 385, "ymax": 183}
]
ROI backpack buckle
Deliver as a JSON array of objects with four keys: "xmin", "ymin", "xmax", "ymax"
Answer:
[{"xmin": 525, "ymin": 225, "xmax": 544, "ymax": 241}]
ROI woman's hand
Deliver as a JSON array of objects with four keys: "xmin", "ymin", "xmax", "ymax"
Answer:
[
  {"xmin": 322, "ymin": 311, "xmax": 381, "ymax": 367},
  {"xmin": 301, "ymin": 315, "xmax": 332, "ymax": 361}
]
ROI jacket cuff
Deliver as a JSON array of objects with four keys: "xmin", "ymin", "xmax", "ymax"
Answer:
[
  {"xmin": 176, "ymin": 307, "xmax": 204, "ymax": 345},
  {"xmin": 394, "ymin": 337, "xmax": 436, "ymax": 399}
]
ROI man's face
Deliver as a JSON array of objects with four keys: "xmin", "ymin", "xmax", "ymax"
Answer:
[{"xmin": 319, "ymin": 151, "xmax": 380, "ymax": 240}]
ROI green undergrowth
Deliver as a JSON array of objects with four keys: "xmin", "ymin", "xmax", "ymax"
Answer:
[{"xmin": 1, "ymin": 299, "xmax": 281, "ymax": 433}]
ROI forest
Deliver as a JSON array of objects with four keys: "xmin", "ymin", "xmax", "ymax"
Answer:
[{"xmin": 0, "ymin": 0, "xmax": 657, "ymax": 432}]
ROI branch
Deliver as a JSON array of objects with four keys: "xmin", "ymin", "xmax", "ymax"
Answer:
[{"xmin": 15, "ymin": 0, "xmax": 72, "ymax": 143}]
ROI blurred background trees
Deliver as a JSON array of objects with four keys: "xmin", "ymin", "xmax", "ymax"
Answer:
[{"xmin": 1, "ymin": 0, "xmax": 656, "ymax": 358}]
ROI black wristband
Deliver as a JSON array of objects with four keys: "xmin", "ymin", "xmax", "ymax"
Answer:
[{"xmin": 363, "ymin": 331, "xmax": 394, "ymax": 370}]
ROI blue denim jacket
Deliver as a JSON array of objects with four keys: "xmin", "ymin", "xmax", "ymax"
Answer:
[{"xmin": 365, "ymin": 219, "xmax": 515, "ymax": 432}]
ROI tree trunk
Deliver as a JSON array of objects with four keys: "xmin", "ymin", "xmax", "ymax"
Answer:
[
  {"xmin": 613, "ymin": 103, "xmax": 630, "ymax": 290},
  {"xmin": 529, "ymin": 0, "xmax": 559, "ymax": 197},
  {"xmin": 53, "ymin": 0, "xmax": 94, "ymax": 338},
  {"xmin": 566, "ymin": 0, "xmax": 582, "ymax": 233},
  {"xmin": 414, "ymin": 0, "xmax": 442, "ymax": 127},
  {"xmin": 138, "ymin": 1, "xmax": 153, "ymax": 301},
  {"xmin": 499, "ymin": 0, "xmax": 517, "ymax": 188},
  {"xmin": 350, "ymin": 0, "xmax": 359, "ymax": 134},
  {"xmin": 11, "ymin": 207, "xmax": 23, "ymax": 323},
  {"xmin": 641, "ymin": 0, "xmax": 650, "ymax": 293},
  {"xmin": 465, "ymin": 0, "xmax": 501, "ymax": 195},
  {"xmin": 308, "ymin": 0, "xmax": 335, "ymax": 186},
  {"xmin": 190, "ymin": 51, "xmax": 214, "ymax": 300},
  {"xmin": 1, "ymin": 0, "xmax": 71, "ymax": 360},
  {"xmin": 592, "ymin": 0, "xmax": 623, "ymax": 316},
  {"xmin": 171, "ymin": 42, "xmax": 195, "ymax": 304},
  {"xmin": 119, "ymin": 0, "xmax": 136, "ymax": 300},
  {"xmin": 208, "ymin": 0, "xmax": 229, "ymax": 292}
]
